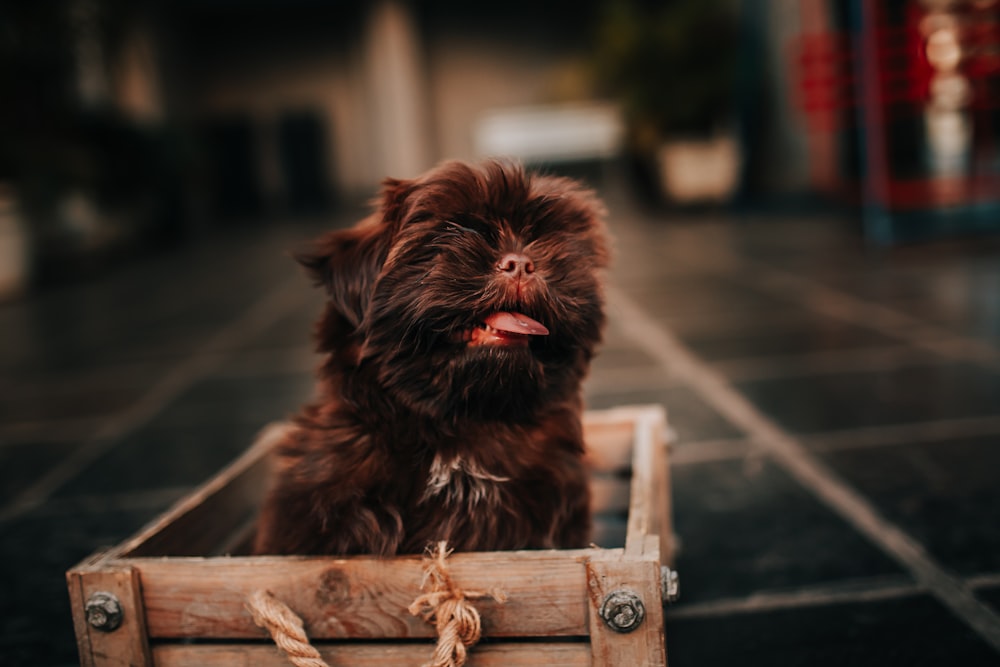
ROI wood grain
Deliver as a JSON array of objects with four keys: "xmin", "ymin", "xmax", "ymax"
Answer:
[
  {"xmin": 66, "ymin": 557, "xmax": 152, "ymax": 667},
  {"xmin": 136, "ymin": 550, "xmax": 609, "ymax": 640},
  {"xmin": 585, "ymin": 551, "xmax": 666, "ymax": 667},
  {"xmin": 151, "ymin": 641, "xmax": 591, "ymax": 667}
]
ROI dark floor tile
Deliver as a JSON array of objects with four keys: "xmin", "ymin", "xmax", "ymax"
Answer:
[
  {"xmin": 978, "ymin": 586, "xmax": 1000, "ymax": 615},
  {"xmin": 0, "ymin": 385, "xmax": 140, "ymax": 424},
  {"xmin": 150, "ymin": 374, "xmax": 316, "ymax": 425},
  {"xmin": 0, "ymin": 505, "xmax": 160, "ymax": 666},
  {"xmin": 819, "ymin": 434, "xmax": 1000, "ymax": 575},
  {"xmin": 589, "ymin": 344, "xmax": 662, "ymax": 373},
  {"xmin": 665, "ymin": 595, "xmax": 1000, "ymax": 667},
  {"xmin": 52, "ymin": 374, "xmax": 314, "ymax": 498},
  {"xmin": 671, "ymin": 458, "xmax": 902, "ymax": 603},
  {"xmin": 53, "ymin": 421, "xmax": 267, "ymax": 498},
  {"xmin": 625, "ymin": 279, "xmax": 791, "ymax": 326},
  {"xmin": 586, "ymin": 386, "xmax": 743, "ymax": 443},
  {"xmin": 233, "ymin": 294, "xmax": 325, "ymax": 352},
  {"xmin": 0, "ymin": 441, "xmax": 78, "ymax": 506},
  {"xmin": 681, "ymin": 316, "xmax": 901, "ymax": 362},
  {"xmin": 736, "ymin": 362, "xmax": 1000, "ymax": 434}
]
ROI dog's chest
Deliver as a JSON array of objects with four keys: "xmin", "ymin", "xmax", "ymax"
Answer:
[{"xmin": 419, "ymin": 453, "xmax": 509, "ymax": 508}]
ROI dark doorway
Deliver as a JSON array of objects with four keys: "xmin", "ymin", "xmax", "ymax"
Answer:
[{"xmin": 278, "ymin": 110, "xmax": 332, "ymax": 215}]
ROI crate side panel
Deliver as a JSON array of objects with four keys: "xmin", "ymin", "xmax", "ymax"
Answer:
[
  {"xmin": 151, "ymin": 641, "xmax": 591, "ymax": 666},
  {"xmin": 625, "ymin": 407, "xmax": 667, "ymax": 556},
  {"xmin": 136, "ymin": 551, "xmax": 602, "ymax": 640}
]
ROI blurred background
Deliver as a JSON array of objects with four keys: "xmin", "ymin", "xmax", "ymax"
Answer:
[
  {"xmin": 4, "ymin": 0, "xmax": 1000, "ymax": 294},
  {"xmin": 4, "ymin": 0, "xmax": 1000, "ymax": 665}
]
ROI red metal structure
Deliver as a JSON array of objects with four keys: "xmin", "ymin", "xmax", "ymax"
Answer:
[{"xmin": 794, "ymin": 0, "xmax": 1000, "ymax": 243}]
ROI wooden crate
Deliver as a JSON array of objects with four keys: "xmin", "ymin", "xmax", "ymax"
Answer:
[{"xmin": 67, "ymin": 405, "xmax": 676, "ymax": 666}]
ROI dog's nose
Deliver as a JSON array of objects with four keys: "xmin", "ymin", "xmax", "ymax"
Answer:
[{"xmin": 497, "ymin": 253, "xmax": 535, "ymax": 276}]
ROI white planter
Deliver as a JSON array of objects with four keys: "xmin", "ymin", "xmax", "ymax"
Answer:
[{"xmin": 656, "ymin": 134, "xmax": 740, "ymax": 204}]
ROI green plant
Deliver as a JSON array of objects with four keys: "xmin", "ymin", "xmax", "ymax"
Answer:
[{"xmin": 592, "ymin": 0, "xmax": 739, "ymax": 149}]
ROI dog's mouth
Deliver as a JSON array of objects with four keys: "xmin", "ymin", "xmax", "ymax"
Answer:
[{"xmin": 464, "ymin": 312, "xmax": 549, "ymax": 348}]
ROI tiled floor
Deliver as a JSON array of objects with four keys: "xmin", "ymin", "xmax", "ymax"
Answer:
[{"xmin": 2, "ymin": 182, "xmax": 1000, "ymax": 665}]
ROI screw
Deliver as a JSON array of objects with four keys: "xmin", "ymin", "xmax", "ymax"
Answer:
[
  {"xmin": 600, "ymin": 589, "xmax": 646, "ymax": 633},
  {"xmin": 661, "ymin": 567, "xmax": 680, "ymax": 604},
  {"xmin": 85, "ymin": 592, "xmax": 123, "ymax": 632}
]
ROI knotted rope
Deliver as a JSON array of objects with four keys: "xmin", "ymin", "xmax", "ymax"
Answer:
[
  {"xmin": 246, "ymin": 542, "xmax": 503, "ymax": 667},
  {"xmin": 245, "ymin": 589, "xmax": 331, "ymax": 667},
  {"xmin": 408, "ymin": 541, "xmax": 507, "ymax": 667}
]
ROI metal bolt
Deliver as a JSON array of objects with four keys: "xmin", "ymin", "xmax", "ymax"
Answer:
[
  {"xmin": 661, "ymin": 567, "xmax": 680, "ymax": 604},
  {"xmin": 85, "ymin": 592, "xmax": 123, "ymax": 632},
  {"xmin": 600, "ymin": 589, "xmax": 646, "ymax": 633}
]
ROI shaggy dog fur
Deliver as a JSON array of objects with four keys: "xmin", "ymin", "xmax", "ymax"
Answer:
[{"xmin": 253, "ymin": 159, "xmax": 610, "ymax": 556}]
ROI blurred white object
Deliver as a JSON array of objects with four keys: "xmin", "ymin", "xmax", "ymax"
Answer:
[
  {"xmin": 473, "ymin": 103, "xmax": 625, "ymax": 164},
  {"xmin": 657, "ymin": 135, "xmax": 741, "ymax": 204}
]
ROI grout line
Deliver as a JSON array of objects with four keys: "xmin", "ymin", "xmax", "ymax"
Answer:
[
  {"xmin": 747, "ymin": 265, "xmax": 1000, "ymax": 366},
  {"xmin": 709, "ymin": 345, "xmax": 941, "ymax": 382},
  {"xmin": 608, "ymin": 285, "xmax": 1000, "ymax": 652},
  {"xmin": 0, "ymin": 277, "xmax": 306, "ymax": 524},
  {"xmin": 26, "ymin": 486, "xmax": 195, "ymax": 516},
  {"xmin": 805, "ymin": 415, "xmax": 1000, "ymax": 452},
  {"xmin": 659, "ymin": 414, "xmax": 1000, "ymax": 467},
  {"xmin": 0, "ymin": 346, "xmax": 319, "ymax": 445},
  {"xmin": 670, "ymin": 437, "xmax": 755, "ymax": 466},
  {"xmin": 969, "ymin": 573, "xmax": 1000, "ymax": 590},
  {"xmin": 671, "ymin": 571, "xmax": 1000, "ymax": 621},
  {"xmin": 668, "ymin": 576, "xmax": 924, "ymax": 620},
  {"xmin": 0, "ymin": 416, "xmax": 108, "ymax": 446}
]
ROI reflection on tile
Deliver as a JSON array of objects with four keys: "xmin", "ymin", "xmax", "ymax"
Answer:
[
  {"xmin": 671, "ymin": 458, "xmax": 902, "ymax": 603},
  {"xmin": 666, "ymin": 595, "xmax": 1000, "ymax": 666},
  {"xmin": 819, "ymin": 434, "xmax": 1000, "ymax": 575}
]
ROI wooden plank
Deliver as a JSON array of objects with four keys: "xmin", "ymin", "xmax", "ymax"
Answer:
[
  {"xmin": 117, "ymin": 422, "xmax": 284, "ymax": 558},
  {"xmin": 136, "ymin": 550, "xmax": 610, "ymax": 640},
  {"xmin": 653, "ymin": 410, "xmax": 675, "ymax": 565},
  {"xmin": 585, "ymin": 551, "xmax": 666, "ymax": 667},
  {"xmin": 624, "ymin": 407, "xmax": 666, "ymax": 557},
  {"xmin": 66, "ymin": 556, "xmax": 152, "ymax": 667},
  {"xmin": 152, "ymin": 641, "xmax": 591, "ymax": 666}
]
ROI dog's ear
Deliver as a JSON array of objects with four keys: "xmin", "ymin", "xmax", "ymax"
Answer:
[
  {"xmin": 293, "ymin": 178, "xmax": 413, "ymax": 328},
  {"xmin": 295, "ymin": 223, "xmax": 390, "ymax": 329}
]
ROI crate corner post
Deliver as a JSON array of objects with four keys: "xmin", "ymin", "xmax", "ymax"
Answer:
[{"xmin": 67, "ymin": 552, "xmax": 152, "ymax": 667}]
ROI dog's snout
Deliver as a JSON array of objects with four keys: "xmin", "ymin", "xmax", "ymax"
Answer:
[{"xmin": 497, "ymin": 253, "xmax": 535, "ymax": 276}]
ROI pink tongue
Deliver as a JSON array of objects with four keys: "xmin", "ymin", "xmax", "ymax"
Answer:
[{"xmin": 483, "ymin": 312, "xmax": 549, "ymax": 336}]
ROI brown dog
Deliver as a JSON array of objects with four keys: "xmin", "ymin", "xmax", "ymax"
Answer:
[{"xmin": 253, "ymin": 159, "xmax": 610, "ymax": 556}]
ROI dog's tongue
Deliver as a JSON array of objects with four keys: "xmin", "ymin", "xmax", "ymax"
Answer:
[{"xmin": 484, "ymin": 312, "xmax": 549, "ymax": 336}]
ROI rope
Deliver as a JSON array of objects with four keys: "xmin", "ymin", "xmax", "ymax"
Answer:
[
  {"xmin": 246, "ymin": 542, "xmax": 503, "ymax": 667},
  {"xmin": 245, "ymin": 589, "xmax": 331, "ymax": 667},
  {"xmin": 408, "ymin": 541, "xmax": 507, "ymax": 667}
]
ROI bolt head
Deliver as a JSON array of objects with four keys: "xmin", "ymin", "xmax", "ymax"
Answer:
[
  {"xmin": 85, "ymin": 592, "xmax": 123, "ymax": 632},
  {"xmin": 600, "ymin": 589, "xmax": 646, "ymax": 633}
]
